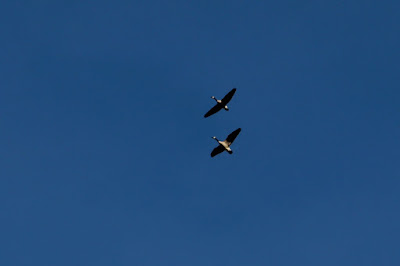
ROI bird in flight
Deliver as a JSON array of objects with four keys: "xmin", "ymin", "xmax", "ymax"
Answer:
[
  {"xmin": 210, "ymin": 128, "xmax": 241, "ymax": 157},
  {"xmin": 204, "ymin": 88, "xmax": 236, "ymax": 118}
]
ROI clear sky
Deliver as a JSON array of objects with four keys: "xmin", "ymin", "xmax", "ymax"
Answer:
[{"xmin": 1, "ymin": 1, "xmax": 399, "ymax": 265}]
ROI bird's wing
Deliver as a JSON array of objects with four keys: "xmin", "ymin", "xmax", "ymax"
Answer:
[
  {"xmin": 204, "ymin": 104, "xmax": 223, "ymax": 118},
  {"xmin": 211, "ymin": 145, "xmax": 225, "ymax": 157},
  {"xmin": 221, "ymin": 88, "xmax": 236, "ymax": 104},
  {"xmin": 226, "ymin": 128, "xmax": 241, "ymax": 144}
]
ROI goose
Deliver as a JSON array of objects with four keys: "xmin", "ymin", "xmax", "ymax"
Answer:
[
  {"xmin": 210, "ymin": 128, "xmax": 241, "ymax": 157},
  {"xmin": 204, "ymin": 88, "xmax": 236, "ymax": 118}
]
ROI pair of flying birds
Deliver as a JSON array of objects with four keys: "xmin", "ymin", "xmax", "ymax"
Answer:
[{"xmin": 204, "ymin": 88, "xmax": 241, "ymax": 157}]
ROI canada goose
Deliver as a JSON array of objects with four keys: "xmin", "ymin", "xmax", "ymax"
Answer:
[
  {"xmin": 204, "ymin": 88, "xmax": 236, "ymax": 118},
  {"xmin": 210, "ymin": 128, "xmax": 241, "ymax": 157}
]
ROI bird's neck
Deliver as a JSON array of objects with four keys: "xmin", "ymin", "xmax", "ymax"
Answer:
[{"xmin": 212, "ymin": 97, "xmax": 220, "ymax": 103}]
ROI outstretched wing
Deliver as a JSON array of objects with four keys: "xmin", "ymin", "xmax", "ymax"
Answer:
[
  {"xmin": 211, "ymin": 145, "xmax": 225, "ymax": 157},
  {"xmin": 226, "ymin": 128, "xmax": 241, "ymax": 144},
  {"xmin": 221, "ymin": 88, "xmax": 236, "ymax": 105},
  {"xmin": 204, "ymin": 104, "xmax": 223, "ymax": 118}
]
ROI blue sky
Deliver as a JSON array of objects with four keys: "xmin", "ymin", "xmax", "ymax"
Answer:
[{"xmin": 1, "ymin": 1, "xmax": 399, "ymax": 265}]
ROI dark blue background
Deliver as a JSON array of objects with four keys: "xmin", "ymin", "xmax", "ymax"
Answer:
[{"xmin": 1, "ymin": 1, "xmax": 399, "ymax": 265}]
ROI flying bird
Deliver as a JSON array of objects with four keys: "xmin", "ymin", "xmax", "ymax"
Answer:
[
  {"xmin": 210, "ymin": 128, "xmax": 241, "ymax": 157},
  {"xmin": 204, "ymin": 88, "xmax": 236, "ymax": 118}
]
